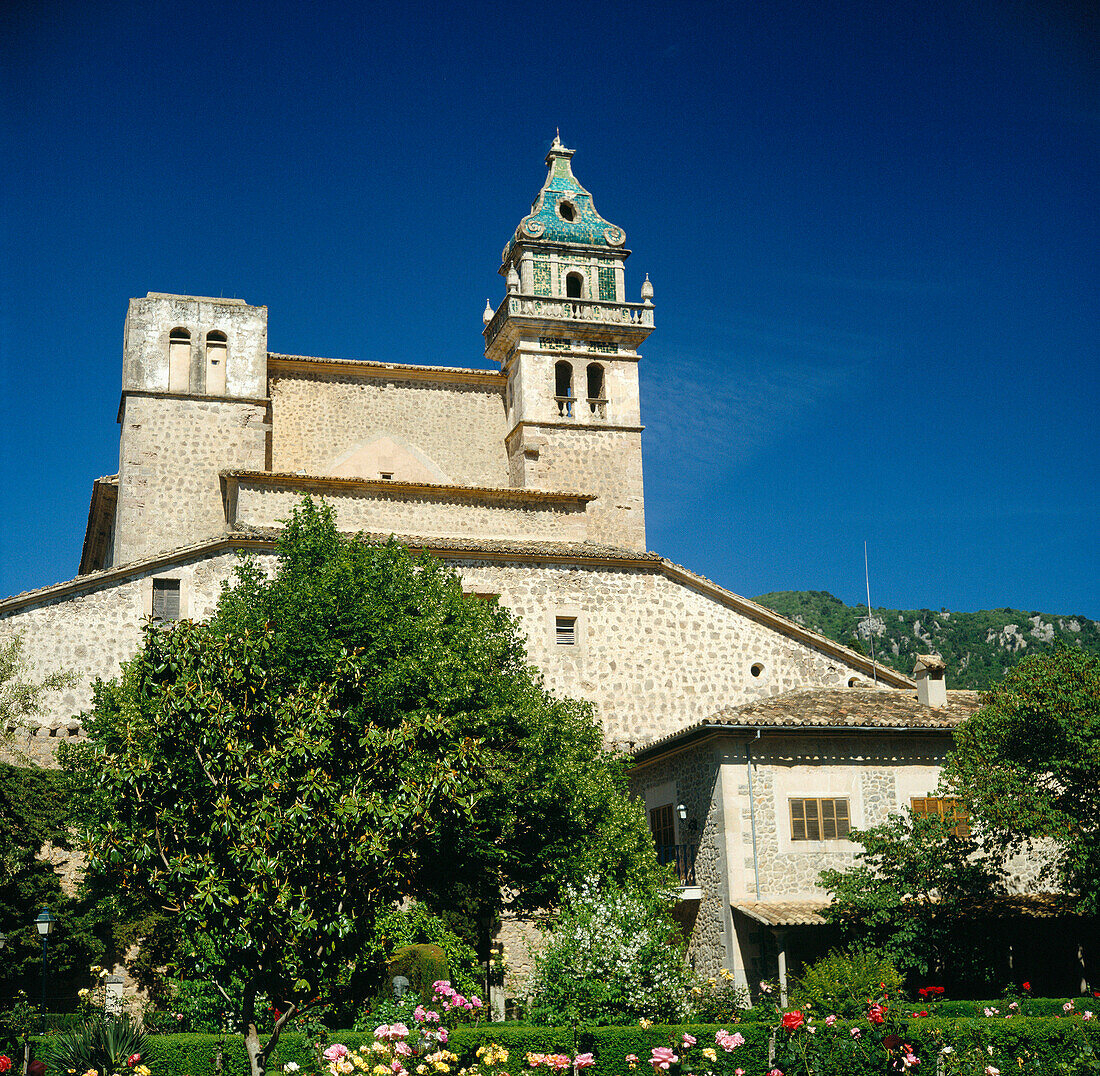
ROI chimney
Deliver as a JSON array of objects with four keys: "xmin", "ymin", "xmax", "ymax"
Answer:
[{"xmin": 913, "ymin": 654, "xmax": 947, "ymax": 707}]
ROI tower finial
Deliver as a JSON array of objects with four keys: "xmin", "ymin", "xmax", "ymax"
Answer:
[{"xmin": 552, "ymin": 128, "xmax": 563, "ymax": 150}]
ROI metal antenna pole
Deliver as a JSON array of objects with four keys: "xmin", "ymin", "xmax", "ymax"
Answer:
[{"xmin": 864, "ymin": 541, "xmax": 878, "ymax": 683}]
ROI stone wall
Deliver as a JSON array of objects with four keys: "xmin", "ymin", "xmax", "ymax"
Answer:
[
  {"xmin": 507, "ymin": 426, "xmax": 645, "ymax": 551},
  {"xmin": 113, "ymin": 395, "xmax": 268, "ymax": 564},
  {"xmin": 269, "ymin": 370, "xmax": 509, "ymax": 487},
  {"xmin": 0, "ymin": 549, "xmax": 266, "ymax": 730},
  {"xmin": 229, "ymin": 478, "xmax": 592, "ymax": 544},
  {"xmin": 454, "ymin": 558, "xmax": 871, "ymax": 746},
  {"xmin": 3, "ymin": 546, "xmax": 869, "ymax": 749}
]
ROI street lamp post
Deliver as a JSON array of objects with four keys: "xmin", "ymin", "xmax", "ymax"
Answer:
[{"xmin": 34, "ymin": 907, "xmax": 56, "ymax": 1015}]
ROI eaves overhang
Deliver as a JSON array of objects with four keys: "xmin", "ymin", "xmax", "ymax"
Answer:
[{"xmin": 631, "ymin": 713, "xmax": 963, "ymax": 766}]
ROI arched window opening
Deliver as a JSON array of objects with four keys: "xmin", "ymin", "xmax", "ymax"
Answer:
[
  {"xmin": 565, "ymin": 271, "xmax": 583, "ymax": 299},
  {"xmin": 205, "ymin": 331, "xmax": 227, "ymax": 396},
  {"xmin": 168, "ymin": 328, "xmax": 191, "ymax": 393},
  {"xmin": 586, "ymin": 363, "xmax": 606, "ymax": 418},
  {"xmin": 559, "ymin": 200, "xmax": 576, "ymax": 222},
  {"xmin": 554, "ymin": 361, "xmax": 574, "ymax": 418}
]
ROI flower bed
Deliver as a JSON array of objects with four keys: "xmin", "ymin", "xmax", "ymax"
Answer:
[{"xmin": 97, "ymin": 1017, "xmax": 1100, "ymax": 1076}]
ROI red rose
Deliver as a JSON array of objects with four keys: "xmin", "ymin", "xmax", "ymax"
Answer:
[
  {"xmin": 781, "ymin": 1010, "xmax": 805, "ymax": 1031},
  {"xmin": 1022, "ymin": 983, "xmax": 1030, "ymax": 991},
  {"xmin": 0, "ymin": 1055, "xmax": 12, "ymax": 1074},
  {"xmin": 868, "ymin": 1003, "xmax": 886, "ymax": 1024}
]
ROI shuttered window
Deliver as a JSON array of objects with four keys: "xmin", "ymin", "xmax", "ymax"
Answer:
[
  {"xmin": 152, "ymin": 578, "xmax": 181, "ymax": 621},
  {"xmin": 555, "ymin": 616, "xmax": 577, "ymax": 645},
  {"xmin": 649, "ymin": 803, "xmax": 675, "ymax": 848},
  {"xmin": 790, "ymin": 798, "xmax": 850, "ymax": 841},
  {"xmin": 912, "ymin": 797, "xmax": 970, "ymax": 838}
]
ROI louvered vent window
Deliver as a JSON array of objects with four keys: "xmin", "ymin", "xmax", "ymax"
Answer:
[
  {"xmin": 555, "ymin": 616, "xmax": 577, "ymax": 646},
  {"xmin": 790, "ymin": 798, "xmax": 850, "ymax": 841},
  {"xmin": 152, "ymin": 578, "xmax": 181, "ymax": 621}
]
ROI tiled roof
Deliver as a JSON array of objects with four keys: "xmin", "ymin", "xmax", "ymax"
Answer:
[
  {"xmin": 733, "ymin": 900, "xmax": 831, "ymax": 926},
  {"xmin": 710, "ymin": 687, "xmax": 982, "ymax": 727},
  {"xmin": 733, "ymin": 893, "xmax": 1075, "ymax": 927},
  {"xmin": 633, "ymin": 688, "xmax": 982, "ymax": 758}
]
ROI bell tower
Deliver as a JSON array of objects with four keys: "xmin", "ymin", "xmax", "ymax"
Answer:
[{"xmin": 483, "ymin": 135, "xmax": 654, "ymax": 551}]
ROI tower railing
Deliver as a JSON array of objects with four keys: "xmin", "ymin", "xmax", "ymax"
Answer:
[{"xmin": 484, "ymin": 293, "xmax": 654, "ymax": 350}]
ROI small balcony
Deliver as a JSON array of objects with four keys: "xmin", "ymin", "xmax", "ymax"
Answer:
[
  {"xmin": 553, "ymin": 396, "xmax": 608, "ymax": 419},
  {"xmin": 656, "ymin": 842, "xmax": 699, "ymax": 887}
]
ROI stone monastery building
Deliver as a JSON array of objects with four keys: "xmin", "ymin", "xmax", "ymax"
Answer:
[{"xmin": 11, "ymin": 137, "xmax": 1048, "ymax": 997}]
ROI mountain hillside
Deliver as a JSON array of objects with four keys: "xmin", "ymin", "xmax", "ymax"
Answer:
[{"xmin": 753, "ymin": 590, "xmax": 1100, "ymax": 690}]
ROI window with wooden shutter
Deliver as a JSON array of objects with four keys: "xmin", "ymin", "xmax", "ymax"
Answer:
[
  {"xmin": 649, "ymin": 803, "xmax": 675, "ymax": 848},
  {"xmin": 911, "ymin": 796, "xmax": 970, "ymax": 838},
  {"xmin": 152, "ymin": 578, "xmax": 181, "ymax": 621},
  {"xmin": 790, "ymin": 798, "xmax": 851, "ymax": 841}
]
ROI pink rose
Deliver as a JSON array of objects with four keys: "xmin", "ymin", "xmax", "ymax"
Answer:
[
  {"xmin": 825, "ymin": 1015, "xmax": 837, "ymax": 1026},
  {"xmin": 649, "ymin": 1048, "xmax": 679, "ymax": 1072},
  {"xmin": 681, "ymin": 1034, "xmax": 696, "ymax": 1048},
  {"xmin": 575, "ymin": 1054, "xmax": 595, "ymax": 1069},
  {"xmin": 324, "ymin": 1045, "xmax": 349, "ymax": 1062}
]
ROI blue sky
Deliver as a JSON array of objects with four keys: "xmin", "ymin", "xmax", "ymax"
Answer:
[{"xmin": 2, "ymin": 1, "xmax": 1097, "ymax": 617}]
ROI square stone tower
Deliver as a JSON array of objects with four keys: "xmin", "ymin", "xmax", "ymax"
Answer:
[
  {"xmin": 484, "ymin": 137, "xmax": 654, "ymax": 551},
  {"xmin": 113, "ymin": 294, "xmax": 269, "ymax": 563}
]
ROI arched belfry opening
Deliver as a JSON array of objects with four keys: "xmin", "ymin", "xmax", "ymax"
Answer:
[
  {"xmin": 565, "ymin": 272, "xmax": 583, "ymax": 299},
  {"xmin": 586, "ymin": 363, "xmax": 605, "ymax": 417},
  {"xmin": 168, "ymin": 328, "xmax": 190, "ymax": 392},
  {"xmin": 205, "ymin": 330, "xmax": 227, "ymax": 395},
  {"xmin": 555, "ymin": 361, "xmax": 574, "ymax": 417}
]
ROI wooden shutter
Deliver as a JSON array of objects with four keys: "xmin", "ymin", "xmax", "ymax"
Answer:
[{"xmin": 152, "ymin": 579, "xmax": 180, "ymax": 621}]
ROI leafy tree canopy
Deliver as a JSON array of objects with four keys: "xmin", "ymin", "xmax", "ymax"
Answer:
[
  {"xmin": 941, "ymin": 644, "xmax": 1100, "ymax": 912},
  {"xmin": 64, "ymin": 499, "xmax": 659, "ymax": 1075},
  {"xmin": 819, "ymin": 811, "xmax": 1006, "ymax": 989}
]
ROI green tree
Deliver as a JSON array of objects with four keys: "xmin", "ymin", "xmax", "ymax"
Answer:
[
  {"xmin": 819, "ymin": 811, "xmax": 1006, "ymax": 987},
  {"xmin": 942, "ymin": 645, "xmax": 1100, "ymax": 912},
  {"xmin": 65, "ymin": 499, "xmax": 659, "ymax": 1076}
]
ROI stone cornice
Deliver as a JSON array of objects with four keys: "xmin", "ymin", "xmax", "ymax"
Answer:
[
  {"xmin": 221, "ymin": 470, "xmax": 596, "ymax": 505},
  {"xmin": 504, "ymin": 420, "xmax": 645, "ymax": 443},
  {"xmin": 116, "ymin": 390, "xmax": 270, "ymax": 423},
  {"xmin": 267, "ymin": 353, "xmax": 504, "ymax": 388}
]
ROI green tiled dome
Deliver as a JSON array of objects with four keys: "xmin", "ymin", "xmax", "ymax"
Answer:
[{"xmin": 510, "ymin": 136, "xmax": 626, "ymax": 251}]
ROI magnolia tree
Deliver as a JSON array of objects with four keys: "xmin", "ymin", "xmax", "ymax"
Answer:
[{"xmin": 64, "ymin": 500, "xmax": 660, "ymax": 1076}]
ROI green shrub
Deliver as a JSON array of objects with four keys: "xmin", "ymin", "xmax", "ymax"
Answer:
[
  {"xmin": 791, "ymin": 948, "xmax": 905, "ymax": 1018},
  {"xmin": 374, "ymin": 902, "xmax": 481, "ymax": 997},
  {"xmin": 527, "ymin": 878, "xmax": 693, "ymax": 1025},
  {"xmin": 387, "ymin": 944, "xmax": 450, "ymax": 1002},
  {"xmin": 44, "ymin": 1013, "xmax": 149, "ymax": 1075}
]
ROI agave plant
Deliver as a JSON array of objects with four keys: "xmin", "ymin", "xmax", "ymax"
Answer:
[{"xmin": 46, "ymin": 1013, "xmax": 149, "ymax": 1076}]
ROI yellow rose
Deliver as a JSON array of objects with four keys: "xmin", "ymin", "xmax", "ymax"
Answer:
[{"xmin": 702, "ymin": 1049, "xmax": 716, "ymax": 1062}]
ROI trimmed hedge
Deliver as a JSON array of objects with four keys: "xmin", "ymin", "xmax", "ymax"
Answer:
[
  {"xmin": 925, "ymin": 997, "xmax": 1092, "ymax": 1018},
  {"xmin": 41, "ymin": 1017, "xmax": 1100, "ymax": 1076}
]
